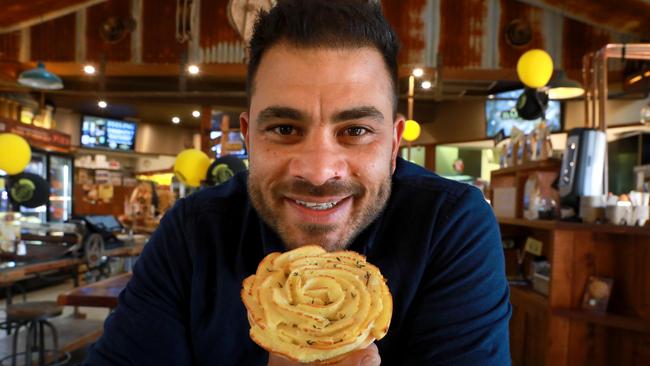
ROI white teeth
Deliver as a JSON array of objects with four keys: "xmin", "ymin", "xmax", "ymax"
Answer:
[{"xmin": 294, "ymin": 200, "xmax": 339, "ymax": 210}]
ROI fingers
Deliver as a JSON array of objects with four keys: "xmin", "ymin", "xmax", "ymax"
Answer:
[
  {"xmin": 267, "ymin": 344, "xmax": 381, "ymax": 366},
  {"xmin": 328, "ymin": 343, "xmax": 380, "ymax": 366}
]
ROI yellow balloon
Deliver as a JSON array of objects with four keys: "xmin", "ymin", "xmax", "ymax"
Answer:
[
  {"xmin": 173, "ymin": 149, "xmax": 211, "ymax": 187},
  {"xmin": 402, "ymin": 119, "xmax": 421, "ymax": 142},
  {"xmin": 517, "ymin": 49, "xmax": 554, "ymax": 88},
  {"xmin": 0, "ymin": 133, "xmax": 31, "ymax": 175}
]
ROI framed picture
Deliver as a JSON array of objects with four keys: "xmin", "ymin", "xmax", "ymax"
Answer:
[{"xmin": 581, "ymin": 276, "xmax": 614, "ymax": 313}]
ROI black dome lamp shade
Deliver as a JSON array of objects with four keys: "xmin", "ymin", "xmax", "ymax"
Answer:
[
  {"xmin": 18, "ymin": 62, "xmax": 63, "ymax": 90},
  {"xmin": 205, "ymin": 155, "xmax": 248, "ymax": 186},
  {"xmin": 8, "ymin": 172, "xmax": 51, "ymax": 208},
  {"xmin": 548, "ymin": 70, "xmax": 584, "ymax": 100},
  {"xmin": 516, "ymin": 88, "xmax": 549, "ymax": 120}
]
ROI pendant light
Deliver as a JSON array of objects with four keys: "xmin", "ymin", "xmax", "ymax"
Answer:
[
  {"xmin": 547, "ymin": 70, "xmax": 584, "ymax": 100},
  {"xmin": 18, "ymin": 62, "xmax": 63, "ymax": 90}
]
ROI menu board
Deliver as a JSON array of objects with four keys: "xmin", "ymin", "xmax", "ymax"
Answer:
[{"xmin": 81, "ymin": 115, "xmax": 137, "ymax": 151}]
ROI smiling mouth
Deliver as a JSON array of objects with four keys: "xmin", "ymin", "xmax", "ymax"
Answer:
[{"xmin": 293, "ymin": 199, "xmax": 342, "ymax": 211}]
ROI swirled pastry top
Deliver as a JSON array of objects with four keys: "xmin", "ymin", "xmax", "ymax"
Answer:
[{"xmin": 241, "ymin": 245, "xmax": 393, "ymax": 363}]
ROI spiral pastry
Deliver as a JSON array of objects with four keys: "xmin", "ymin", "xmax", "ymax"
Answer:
[{"xmin": 241, "ymin": 245, "xmax": 392, "ymax": 363}]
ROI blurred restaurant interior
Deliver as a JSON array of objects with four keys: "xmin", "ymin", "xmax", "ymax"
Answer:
[{"xmin": 0, "ymin": 0, "xmax": 650, "ymax": 364}]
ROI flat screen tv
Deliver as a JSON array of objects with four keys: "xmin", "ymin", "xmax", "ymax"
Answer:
[
  {"xmin": 485, "ymin": 89, "xmax": 562, "ymax": 138},
  {"xmin": 80, "ymin": 115, "xmax": 137, "ymax": 151}
]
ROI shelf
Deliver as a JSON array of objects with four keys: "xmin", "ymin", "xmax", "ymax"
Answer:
[
  {"xmin": 75, "ymin": 167, "xmax": 124, "ymax": 171},
  {"xmin": 498, "ymin": 217, "xmax": 650, "ymax": 236},
  {"xmin": 73, "ymin": 147, "xmax": 173, "ymax": 159},
  {"xmin": 552, "ymin": 308, "xmax": 650, "ymax": 333},
  {"xmin": 509, "ymin": 284, "xmax": 548, "ymax": 308},
  {"xmin": 491, "ymin": 159, "xmax": 561, "ymax": 177}
]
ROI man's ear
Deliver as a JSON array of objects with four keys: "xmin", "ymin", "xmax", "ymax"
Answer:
[
  {"xmin": 391, "ymin": 115, "xmax": 405, "ymax": 173},
  {"xmin": 240, "ymin": 112, "xmax": 251, "ymax": 152}
]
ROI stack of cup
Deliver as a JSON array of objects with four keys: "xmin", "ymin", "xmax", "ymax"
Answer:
[{"xmin": 604, "ymin": 192, "xmax": 649, "ymax": 226}]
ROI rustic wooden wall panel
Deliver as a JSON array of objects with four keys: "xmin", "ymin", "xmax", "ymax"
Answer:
[
  {"xmin": 86, "ymin": 0, "xmax": 132, "ymax": 62},
  {"xmin": 382, "ymin": 0, "xmax": 426, "ymax": 65},
  {"xmin": 30, "ymin": 13, "xmax": 76, "ymax": 61},
  {"xmin": 141, "ymin": 0, "xmax": 186, "ymax": 63},
  {"xmin": 562, "ymin": 18, "xmax": 611, "ymax": 72},
  {"xmin": 200, "ymin": 0, "xmax": 240, "ymax": 48},
  {"xmin": 437, "ymin": 0, "xmax": 486, "ymax": 68},
  {"xmin": 498, "ymin": 0, "xmax": 545, "ymax": 69},
  {"xmin": 0, "ymin": 31, "xmax": 20, "ymax": 61}
]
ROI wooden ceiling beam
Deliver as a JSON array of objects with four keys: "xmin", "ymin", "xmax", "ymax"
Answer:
[
  {"xmin": 14, "ymin": 62, "xmax": 248, "ymax": 80},
  {"xmin": 0, "ymin": 0, "xmax": 107, "ymax": 34},
  {"xmin": 516, "ymin": 0, "xmax": 650, "ymax": 37}
]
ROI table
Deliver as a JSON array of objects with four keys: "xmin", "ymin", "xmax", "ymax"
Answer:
[
  {"xmin": 0, "ymin": 258, "xmax": 81, "ymax": 307},
  {"xmin": 103, "ymin": 243, "xmax": 145, "ymax": 258},
  {"xmin": 0, "ymin": 258, "xmax": 81, "ymax": 286},
  {"xmin": 57, "ymin": 272, "xmax": 132, "ymax": 309}
]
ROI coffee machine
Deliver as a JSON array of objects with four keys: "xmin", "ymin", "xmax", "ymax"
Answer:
[{"xmin": 558, "ymin": 128, "xmax": 607, "ymax": 209}]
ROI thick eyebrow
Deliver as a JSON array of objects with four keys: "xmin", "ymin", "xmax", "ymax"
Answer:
[
  {"xmin": 256, "ymin": 106, "xmax": 306, "ymax": 125},
  {"xmin": 332, "ymin": 106, "xmax": 385, "ymax": 123}
]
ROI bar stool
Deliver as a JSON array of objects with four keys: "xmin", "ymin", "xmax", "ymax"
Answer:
[{"xmin": 3, "ymin": 301, "xmax": 62, "ymax": 366}]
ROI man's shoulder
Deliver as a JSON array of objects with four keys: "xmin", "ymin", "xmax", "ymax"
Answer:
[{"xmin": 392, "ymin": 158, "xmax": 476, "ymax": 205}]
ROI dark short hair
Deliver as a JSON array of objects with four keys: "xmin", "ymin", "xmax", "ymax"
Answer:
[{"xmin": 246, "ymin": 0, "xmax": 400, "ymax": 113}]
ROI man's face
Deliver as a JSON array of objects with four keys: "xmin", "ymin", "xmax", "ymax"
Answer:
[{"xmin": 241, "ymin": 44, "xmax": 404, "ymax": 251}]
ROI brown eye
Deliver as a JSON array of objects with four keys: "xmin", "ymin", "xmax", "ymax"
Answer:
[
  {"xmin": 345, "ymin": 127, "xmax": 368, "ymax": 137},
  {"xmin": 273, "ymin": 126, "xmax": 296, "ymax": 135}
]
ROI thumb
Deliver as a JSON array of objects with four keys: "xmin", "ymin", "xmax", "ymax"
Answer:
[{"xmin": 332, "ymin": 343, "xmax": 380, "ymax": 366}]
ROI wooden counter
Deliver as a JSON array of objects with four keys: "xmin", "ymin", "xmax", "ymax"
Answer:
[{"xmin": 501, "ymin": 218, "xmax": 650, "ymax": 366}]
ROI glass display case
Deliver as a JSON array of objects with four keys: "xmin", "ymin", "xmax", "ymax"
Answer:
[
  {"xmin": 13, "ymin": 150, "xmax": 73, "ymax": 223},
  {"xmin": 48, "ymin": 154, "xmax": 73, "ymax": 222}
]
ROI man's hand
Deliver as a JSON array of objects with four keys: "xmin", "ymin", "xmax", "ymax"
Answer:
[{"xmin": 268, "ymin": 343, "xmax": 381, "ymax": 366}]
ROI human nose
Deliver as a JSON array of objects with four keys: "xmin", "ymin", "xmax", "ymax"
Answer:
[{"xmin": 288, "ymin": 133, "xmax": 347, "ymax": 187}]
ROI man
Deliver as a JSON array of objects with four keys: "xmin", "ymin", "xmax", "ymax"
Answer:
[{"xmin": 85, "ymin": 0, "xmax": 511, "ymax": 365}]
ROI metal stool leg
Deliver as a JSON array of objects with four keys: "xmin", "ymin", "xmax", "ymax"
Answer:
[
  {"xmin": 11, "ymin": 322, "xmax": 24, "ymax": 366},
  {"xmin": 5, "ymin": 286, "xmax": 12, "ymax": 336},
  {"xmin": 25, "ymin": 321, "xmax": 36, "ymax": 366},
  {"xmin": 38, "ymin": 321, "xmax": 45, "ymax": 366},
  {"xmin": 43, "ymin": 320, "xmax": 59, "ymax": 364},
  {"xmin": 33, "ymin": 321, "xmax": 39, "ymax": 351}
]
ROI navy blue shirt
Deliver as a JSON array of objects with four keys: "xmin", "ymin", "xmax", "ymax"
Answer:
[{"xmin": 85, "ymin": 158, "xmax": 511, "ymax": 365}]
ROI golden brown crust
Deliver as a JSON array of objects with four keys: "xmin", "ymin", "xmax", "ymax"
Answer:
[{"xmin": 241, "ymin": 245, "xmax": 393, "ymax": 363}]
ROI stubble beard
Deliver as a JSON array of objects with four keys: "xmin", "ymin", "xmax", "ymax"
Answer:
[{"xmin": 247, "ymin": 171, "xmax": 392, "ymax": 252}]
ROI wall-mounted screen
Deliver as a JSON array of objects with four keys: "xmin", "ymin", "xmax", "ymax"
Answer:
[
  {"xmin": 485, "ymin": 89, "xmax": 562, "ymax": 138},
  {"xmin": 81, "ymin": 115, "xmax": 137, "ymax": 151}
]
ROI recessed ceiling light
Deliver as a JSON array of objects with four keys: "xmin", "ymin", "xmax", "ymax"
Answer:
[
  {"xmin": 412, "ymin": 68, "xmax": 424, "ymax": 77},
  {"xmin": 192, "ymin": 110, "xmax": 201, "ymax": 118},
  {"xmin": 421, "ymin": 80, "xmax": 432, "ymax": 90},
  {"xmin": 172, "ymin": 116, "xmax": 181, "ymax": 124},
  {"xmin": 98, "ymin": 100, "xmax": 107, "ymax": 108},
  {"xmin": 83, "ymin": 65, "xmax": 96, "ymax": 75},
  {"xmin": 187, "ymin": 65, "xmax": 200, "ymax": 75}
]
